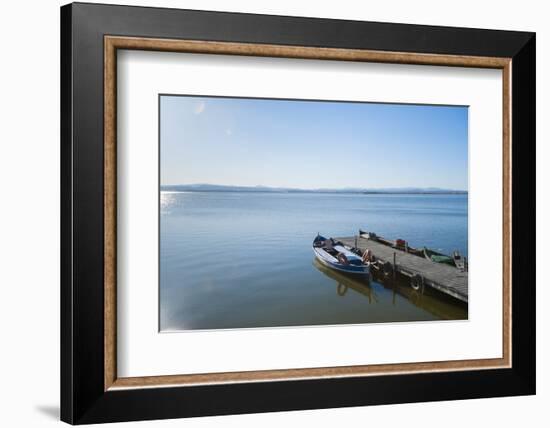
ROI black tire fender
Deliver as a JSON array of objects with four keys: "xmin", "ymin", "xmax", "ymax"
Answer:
[{"xmin": 411, "ymin": 274, "xmax": 423, "ymax": 291}]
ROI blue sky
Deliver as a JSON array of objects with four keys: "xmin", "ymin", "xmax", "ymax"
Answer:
[{"xmin": 160, "ymin": 95, "xmax": 468, "ymax": 190}]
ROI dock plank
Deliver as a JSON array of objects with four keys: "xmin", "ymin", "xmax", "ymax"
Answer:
[{"xmin": 335, "ymin": 236, "xmax": 468, "ymax": 302}]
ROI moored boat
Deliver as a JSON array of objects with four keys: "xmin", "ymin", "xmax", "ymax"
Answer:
[
  {"xmin": 452, "ymin": 250, "xmax": 467, "ymax": 271},
  {"xmin": 312, "ymin": 234, "xmax": 370, "ymax": 274},
  {"xmin": 422, "ymin": 247, "xmax": 455, "ymax": 266},
  {"xmin": 360, "ymin": 228, "xmax": 466, "ymax": 271}
]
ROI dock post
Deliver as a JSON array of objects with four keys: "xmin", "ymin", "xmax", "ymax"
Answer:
[{"xmin": 393, "ymin": 252, "xmax": 396, "ymax": 281}]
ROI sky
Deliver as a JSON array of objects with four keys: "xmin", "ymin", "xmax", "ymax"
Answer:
[{"xmin": 160, "ymin": 95, "xmax": 468, "ymax": 190}]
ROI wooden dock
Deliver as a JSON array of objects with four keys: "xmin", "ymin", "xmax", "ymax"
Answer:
[{"xmin": 335, "ymin": 235, "xmax": 468, "ymax": 303}]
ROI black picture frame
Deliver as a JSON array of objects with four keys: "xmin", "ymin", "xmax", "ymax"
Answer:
[{"xmin": 61, "ymin": 2, "xmax": 535, "ymax": 424}]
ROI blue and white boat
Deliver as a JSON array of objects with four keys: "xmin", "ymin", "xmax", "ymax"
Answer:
[{"xmin": 312, "ymin": 234, "xmax": 370, "ymax": 274}]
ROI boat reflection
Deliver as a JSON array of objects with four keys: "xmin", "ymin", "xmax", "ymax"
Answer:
[
  {"xmin": 313, "ymin": 259, "xmax": 377, "ymax": 303},
  {"xmin": 313, "ymin": 259, "xmax": 467, "ymax": 320}
]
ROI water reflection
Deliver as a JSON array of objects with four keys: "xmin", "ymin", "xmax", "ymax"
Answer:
[
  {"xmin": 313, "ymin": 260, "xmax": 377, "ymax": 304},
  {"xmin": 313, "ymin": 259, "xmax": 467, "ymax": 321},
  {"xmin": 160, "ymin": 191, "xmax": 176, "ymax": 213}
]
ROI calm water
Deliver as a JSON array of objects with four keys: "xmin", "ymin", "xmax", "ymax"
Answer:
[{"xmin": 160, "ymin": 192, "xmax": 468, "ymax": 331}]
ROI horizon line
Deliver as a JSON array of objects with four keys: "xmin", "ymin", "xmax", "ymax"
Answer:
[{"xmin": 160, "ymin": 183, "xmax": 468, "ymax": 192}]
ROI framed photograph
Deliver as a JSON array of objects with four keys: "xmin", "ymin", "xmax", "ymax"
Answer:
[{"xmin": 60, "ymin": 2, "xmax": 535, "ymax": 424}]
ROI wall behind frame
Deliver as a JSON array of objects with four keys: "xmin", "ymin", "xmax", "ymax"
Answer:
[{"xmin": 0, "ymin": 1, "xmax": 545, "ymax": 428}]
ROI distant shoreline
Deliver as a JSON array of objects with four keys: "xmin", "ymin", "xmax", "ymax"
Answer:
[
  {"xmin": 361, "ymin": 191, "xmax": 467, "ymax": 195},
  {"xmin": 161, "ymin": 184, "xmax": 467, "ymax": 195}
]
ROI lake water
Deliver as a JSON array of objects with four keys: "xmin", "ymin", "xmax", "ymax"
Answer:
[{"xmin": 160, "ymin": 192, "xmax": 468, "ymax": 331}]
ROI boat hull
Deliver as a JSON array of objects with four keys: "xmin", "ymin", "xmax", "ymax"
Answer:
[{"xmin": 313, "ymin": 247, "xmax": 370, "ymax": 274}]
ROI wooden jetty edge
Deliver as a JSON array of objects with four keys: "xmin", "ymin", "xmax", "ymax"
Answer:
[{"xmin": 335, "ymin": 235, "xmax": 468, "ymax": 303}]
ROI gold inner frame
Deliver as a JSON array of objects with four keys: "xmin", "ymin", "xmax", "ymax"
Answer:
[{"xmin": 104, "ymin": 35, "xmax": 512, "ymax": 391}]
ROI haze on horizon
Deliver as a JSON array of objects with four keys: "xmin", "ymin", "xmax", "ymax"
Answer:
[{"xmin": 160, "ymin": 95, "xmax": 468, "ymax": 191}]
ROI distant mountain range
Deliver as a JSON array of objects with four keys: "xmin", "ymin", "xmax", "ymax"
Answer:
[{"xmin": 161, "ymin": 184, "xmax": 467, "ymax": 194}]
